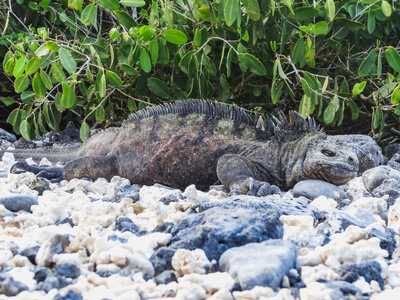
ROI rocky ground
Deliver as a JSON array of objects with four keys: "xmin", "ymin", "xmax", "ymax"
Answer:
[{"xmin": 0, "ymin": 129, "xmax": 400, "ymax": 299}]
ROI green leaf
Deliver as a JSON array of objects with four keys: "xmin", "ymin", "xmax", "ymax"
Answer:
[
  {"xmin": 292, "ymin": 7, "xmax": 319, "ymax": 21},
  {"xmin": 35, "ymin": 44, "xmax": 50, "ymax": 57},
  {"xmin": 352, "ymin": 81, "xmax": 367, "ymax": 96},
  {"xmin": 61, "ymin": 82, "xmax": 77, "ymax": 108},
  {"xmin": 313, "ymin": 21, "xmax": 329, "ymax": 35},
  {"xmin": 26, "ymin": 57, "xmax": 41, "ymax": 75},
  {"xmin": 147, "ymin": 77, "xmax": 170, "ymax": 98},
  {"xmin": 46, "ymin": 41, "xmax": 60, "ymax": 52},
  {"xmin": 80, "ymin": 121, "xmax": 90, "ymax": 142},
  {"xmin": 32, "ymin": 73, "xmax": 46, "ymax": 97},
  {"xmin": 243, "ymin": 0, "xmax": 260, "ymax": 21},
  {"xmin": 323, "ymin": 104, "xmax": 336, "ymax": 124},
  {"xmin": 106, "ymin": 70, "xmax": 123, "ymax": 87},
  {"xmin": 99, "ymin": 72, "xmax": 107, "ymax": 98},
  {"xmin": 59, "ymin": 48, "xmax": 77, "ymax": 74},
  {"xmin": 120, "ymin": 64, "xmax": 139, "ymax": 76},
  {"xmin": 7, "ymin": 108, "xmax": 22, "ymax": 134},
  {"xmin": 21, "ymin": 91, "xmax": 35, "ymax": 104},
  {"xmin": 325, "ymin": 0, "xmax": 335, "ymax": 22},
  {"xmin": 377, "ymin": 49, "xmax": 382, "ymax": 78},
  {"xmin": 14, "ymin": 74, "xmax": 30, "ymax": 93},
  {"xmin": 140, "ymin": 49, "xmax": 151, "ymax": 73},
  {"xmin": 271, "ymin": 81, "xmax": 284, "ymax": 104},
  {"xmin": 299, "ymin": 94, "xmax": 314, "ymax": 117},
  {"xmin": 292, "ymin": 39, "xmax": 305, "ymax": 64},
  {"xmin": 276, "ymin": 60, "xmax": 287, "ymax": 80},
  {"xmin": 241, "ymin": 53, "xmax": 266, "ymax": 76},
  {"xmin": 68, "ymin": 0, "xmax": 83, "ymax": 10},
  {"xmin": 391, "ymin": 86, "xmax": 400, "ymax": 104},
  {"xmin": 224, "ymin": 0, "xmax": 239, "ymax": 26},
  {"xmin": 301, "ymin": 78, "xmax": 311, "ymax": 96},
  {"xmin": 0, "ymin": 97, "xmax": 15, "ymax": 106},
  {"xmin": 114, "ymin": 10, "xmax": 137, "ymax": 28},
  {"xmin": 385, "ymin": 46, "xmax": 400, "ymax": 73},
  {"xmin": 395, "ymin": 104, "xmax": 400, "ymax": 116},
  {"xmin": 149, "ymin": 40, "xmax": 159, "ymax": 65},
  {"xmin": 39, "ymin": 70, "xmax": 53, "ymax": 90},
  {"xmin": 13, "ymin": 55, "xmax": 26, "ymax": 78},
  {"xmin": 51, "ymin": 62, "xmax": 66, "ymax": 83},
  {"xmin": 163, "ymin": 29, "xmax": 188, "ymax": 45},
  {"xmin": 381, "ymin": 0, "xmax": 392, "ymax": 17},
  {"xmin": 367, "ymin": 12, "xmax": 375, "ymax": 34},
  {"xmin": 98, "ymin": 0, "xmax": 119, "ymax": 10},
  {"xmin": 20, "ymin": 119, "xmax": 34, "ymax": 140},
  {"xmin": 120, "ymin": 0, "xmax": 145, "ymax": 7},
  {"xmin": 358, "ymin": 49, "xmax": 376, "ymax": 77},
  {"xmin": 127, "ymin": 98, "xmax": 137, "ymax": 112},
  {"xmin": 81, "ymin": 3, "xmax": 97, "ymax": 26},
  {"xmin": 109, "ymin": 28, "xmax": 120, "ymax": 40},
  {"xmin": 194, "ymin": 28, "xmax": 202, "ymax": 47},
  {"xmin": 374, "ymin": 106, "xmax": 383, "ymax": 129},
  {"xmin": 303, "ymin": 71, "xmax": 319, "ymax": 90},
  {"xmin": 92, "ymin": 44, "xmax": 109, "ymax": 60},
  {"xmin": 96, "ymin": 105, "xmax": 105, "ymax": 123}
]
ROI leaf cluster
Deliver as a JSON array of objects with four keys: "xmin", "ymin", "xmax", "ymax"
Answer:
[{"xmin": 1, "ymin": 0, "xmax": 400, "ymax": 142}]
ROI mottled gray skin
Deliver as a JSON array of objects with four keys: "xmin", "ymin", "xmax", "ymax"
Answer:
[{"xmin": 3, "ymin": 101, "xmax": 383, "ymax": 195}]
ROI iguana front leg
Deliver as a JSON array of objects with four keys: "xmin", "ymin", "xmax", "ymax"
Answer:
[
  {"xmin": 216, "ymin": 154, "xmax": 280, "ymax": 196},
  {"xmin": 11, "ymin": 155, "xmax": 119, "ymax": 182}
]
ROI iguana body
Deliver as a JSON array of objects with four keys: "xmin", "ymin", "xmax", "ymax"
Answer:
[{"xmin": 2, "ymin": 100, "xmax": 384, "ymax": 195}]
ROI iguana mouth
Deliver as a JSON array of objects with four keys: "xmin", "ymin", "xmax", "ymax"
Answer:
[{"xmin": 307, "ymin": 162, "xmax": 358, "ymax": 185}]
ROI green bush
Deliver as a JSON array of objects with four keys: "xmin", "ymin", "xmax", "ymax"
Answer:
[{"xmin": 1, "ymin": 0, "xmax": 400, "ymax": 142}]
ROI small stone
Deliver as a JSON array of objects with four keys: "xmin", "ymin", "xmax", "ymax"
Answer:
[
  {"xmin": 0, "ymin": 195, "xmax": 38, "ymax": 212},
  {"xmin": 293, "ymin": 179, "xmax": 347, "ymax": 200},
  {"xmin": 0, "ymin": 128, "xmax": 17, "ymax": 143},
  {"xmin": 20, "ymin": 246, "xmax": 40, "ymax": 265},
  {"xmin": 36, "ymin": 234, "xmax": 70, "ymax": 267},
  {"xmin": 219, "ymin": 240, "xmax": 297, "ymax": 290},
  {"xmin": 154, "ymin": 270, "xmax": 177, "ymax": 285},
  {"xmin": 150, "ymin": 247, "xmax": 176, "ymax": 275},
  {"xmin": 55, "ymin": 263, "xmax": 81, "ymax": 279},
  {"xmin": 168, "ymin": 206, "xmax": 283, "ymax": 261},
  {"xmin": 114, "ymin": 217, "xmax": 139, "ymax": 234},
  {"xmin": 0, "ymin": 273, "xmax": 29, "ymax": 296},
  {"xmin": 339, "ymin": 260, "xmax": 384, "ymax": 289},
  {"xmin": 53, "ymin": 290, "xmax": 83, "ymax": 300}
]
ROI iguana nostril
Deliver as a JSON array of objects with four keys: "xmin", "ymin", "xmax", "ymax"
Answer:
[{"xmin": 348, "ymin": 157, "xmax": 354, "ymax": 163}]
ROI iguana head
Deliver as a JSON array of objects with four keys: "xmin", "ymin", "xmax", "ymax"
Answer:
[{"xmin": 302, "ymin": 136, "xmax": 359, "ymax": 186}]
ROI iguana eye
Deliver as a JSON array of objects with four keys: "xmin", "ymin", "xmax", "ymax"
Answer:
[{"xmin": 321, "ymin": 149, "xmax": 336, "ymax": 157}]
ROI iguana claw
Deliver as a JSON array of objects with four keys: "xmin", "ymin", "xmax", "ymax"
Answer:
[
  {"xmin": 11, "ymin": 162, "xmax": 63, "ymax": 183},
  {"xmin": 248, "ymin": 180, "xmax": 281, "ymax": 196}
]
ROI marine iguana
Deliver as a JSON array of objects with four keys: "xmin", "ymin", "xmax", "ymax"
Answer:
[{"xmin": 2, "ymin": 100, "xmax": 384, "ymax": 196}]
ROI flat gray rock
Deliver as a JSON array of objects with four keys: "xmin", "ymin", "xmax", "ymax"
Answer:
[
  {"xmin": 0, "ymin": 195, "xmax": 38, "ymax": 212},
  {"xmin": 293, "ymin": 179, "xmax": 347, "ymax": 200},
  {"xmin": 219, "ymin": 240, "xmax": 297, "ymax": 290}
]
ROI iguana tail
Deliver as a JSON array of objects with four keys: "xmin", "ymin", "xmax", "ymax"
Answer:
[{"xmin": 0, "ymin": 146, "xmax": 81, "ymax": 164}]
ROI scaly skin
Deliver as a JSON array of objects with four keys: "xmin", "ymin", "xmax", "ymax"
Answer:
[{"xmin": 4, "ymin": 100, "xmax": 384, "ymax": 195}]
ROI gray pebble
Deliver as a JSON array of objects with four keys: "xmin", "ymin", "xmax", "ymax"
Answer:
[
  {"xmin": 0, "ymin": 273, "xmax": 28, "ymax": 296},
  {"xmin": 293, "ymin": 179, "xmax": 347, "ymax": 200},
  {"xmin": 219, "ymin": 240, "xmax": 297, "ymax": 290},
  {"xmin": 0, "ymin": 195, "xmax": 38, "ymax": 212},
  {"xmin": 0, "ymin": 128, "xmax": 17, "ymax": 143},
  {"xmin": 55, "ymin": 263, "xmax": 81, "ymax": 279}
]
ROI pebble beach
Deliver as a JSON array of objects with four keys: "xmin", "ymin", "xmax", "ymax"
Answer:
[{"xmin": 1, "ymin": 148, "xmax": 400, "ymax": 300}]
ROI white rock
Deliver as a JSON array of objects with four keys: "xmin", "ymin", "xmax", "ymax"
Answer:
[
  {"xmin": 299, "ymin": 281, "xmax": 336, "ymax": 300},
  {"xmin": 172, "ymin": 249, "xmax": 212, "ymax": 276},
  {"xmin": 232, "ymin": 286, "xmax": 275, "ymax": 299},
  {"xmin": 350, "ymin": 196, "xmax": 387, "ymax": 215},
  {"xmin": 310, "ymin": 196, "xmax": 337, "ymax": 213},
  {"xmin": 184, "ymin": 184, "xmax": 210, "ymax": 206},
  {"xmin": 178, "ymin": 272, "xmax": 235, "ymax": 293},
  {"xmin": 301, "ymin": 264, "xmax": 340, "ymax": 284}
]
